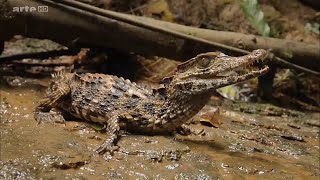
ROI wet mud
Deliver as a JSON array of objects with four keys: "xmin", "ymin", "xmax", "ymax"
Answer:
[{"xmin": 0, "ymin": 84, "xmax": 319, "ymax": 179}]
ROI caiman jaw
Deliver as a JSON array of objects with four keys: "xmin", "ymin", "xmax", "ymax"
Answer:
[
  {"xmin": 216, "ymin": 65, "xmax": 269, "ymax": 86},
  {"xmin": 172, "ymin": 49, "xmax": 270, "ymax": 93},
  {"xmin": 215, "ymin": 50, "xmax": 269, "ymax": 86}
]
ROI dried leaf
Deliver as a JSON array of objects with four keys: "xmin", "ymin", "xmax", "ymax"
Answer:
[
  {"xmin": 145, "ymin": 0, "xmax": 174, "ymax": 22},
  {"xmin": 199, "ymin": 108, "xmax": 221, "ymax": 128}
]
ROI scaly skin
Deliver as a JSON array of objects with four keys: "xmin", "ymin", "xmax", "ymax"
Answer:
[{"xmin": 35, "ymin": 49, "xmax": 269, "ymax": 154}]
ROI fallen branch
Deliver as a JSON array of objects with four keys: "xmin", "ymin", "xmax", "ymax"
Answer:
[
  {"xmin": 0, "ymin": 49, "xmax": 79, "ymax": 63},
  {"xmin": 48, "ymin": 0, "xmax": 320, "ymax": 75},
  {"xmin": 1, "ymin": 0, "xmax": 319, "ymax": 76}
]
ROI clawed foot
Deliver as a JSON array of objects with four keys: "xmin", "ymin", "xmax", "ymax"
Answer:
[
  {"xmin": 95, "ymin": 141, "xmax": 119, "ymax": 155},
  {"xmin": 95, "ymin": 134, "xmax": 119, "ymax": 155},
  {"xmin": 34, "ymin": 110, "xmax": 66, "ymax": 124},
  {"xmin": 192, "ymin": 128, "xmax": 205, "ymax": 136},
  {"xmin": 177, "ymin": 124, "xmax": 205, "ymax": 136}
]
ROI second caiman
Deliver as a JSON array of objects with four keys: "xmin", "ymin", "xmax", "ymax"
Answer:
[{"xmin": 35, "ymin": 49, "xmax": 269, "ymax": 154}]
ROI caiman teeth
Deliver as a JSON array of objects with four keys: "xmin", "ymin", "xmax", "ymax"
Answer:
[
  {"xmin": 217, "ymin": 62, "xmax": 266, "ymax": 77},
  {"xmin": 238, "ymin": 65, "xmax": 269, "ymax": 77},
  {"xmin": 224, "ymin": 65, "xmax": 269, "ymax": 78},
  {"xmin": 216, "ymin": 71, "xmax": 237, "ymax": 77}
]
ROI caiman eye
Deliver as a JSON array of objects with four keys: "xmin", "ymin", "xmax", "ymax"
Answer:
[{"xmin": 197, "ymin": 57, "xmax": 211, "ymax": 68}]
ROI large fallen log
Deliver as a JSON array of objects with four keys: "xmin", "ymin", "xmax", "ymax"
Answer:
[
  {"xmin": 1, "ymin": 0, "xmax": 319, "ymax": 73},
  {"xmin": 56, "ymin": 0, "xmax": 320, "ymax": 73},
  {"xmin": 1, "ymin": 0, "xmax": 185, "ymax": 59}
]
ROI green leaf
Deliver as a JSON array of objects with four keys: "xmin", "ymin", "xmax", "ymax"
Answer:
[
  {"xmin": 304, "ymin": 23, "xmax": 320, "ymax": 35},
  {"xmin": 239, "ymin": 0, "xmax": 270, "ymax": 37},
  {"xmin": 91, "ymin": 123, "xmax": 106, "ymax": 131}
]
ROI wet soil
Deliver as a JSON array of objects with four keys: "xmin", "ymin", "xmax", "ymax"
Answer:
[
  {"xmin": 1, "ymin": 83, "xmax": 319, "ymax": 179},
  {"xmin": 0, "ymin": 0, "xmax": 319, "ymax": 179}
]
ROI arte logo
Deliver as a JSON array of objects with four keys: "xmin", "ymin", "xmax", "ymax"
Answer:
[{"xmin": 12, "ymin": 6, "xmax": 48, "ymax": 13}]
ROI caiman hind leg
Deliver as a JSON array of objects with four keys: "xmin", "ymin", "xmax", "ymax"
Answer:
[
  {"xmin": 34, "ymin": 84, "xmax": 70, "ymax": 124},
  {"xmin": 176, "ymin": 124, "xmax": 205, "ymax": 136},
  {"xmin": 95, "ymin": 116, "xmax": 121, "ymax": 155}
]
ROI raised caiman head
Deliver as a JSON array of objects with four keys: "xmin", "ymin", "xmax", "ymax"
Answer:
[{"xmin": 165, "ymin": 49, "xmax": 269, "ymax": 94}]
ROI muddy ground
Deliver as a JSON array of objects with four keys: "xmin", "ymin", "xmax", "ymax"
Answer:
[
  {"xmin": 0, "ymin": 82, "xmax": 319, "ymax": 179},
  {"xmin": 1, "ymin": 0, "xmax": 320, "ymax": 179}
]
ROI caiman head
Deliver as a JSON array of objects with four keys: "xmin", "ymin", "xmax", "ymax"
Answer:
[{"xmin": 165, "ymin": 49, "xmax": 269, "ymax": 95}]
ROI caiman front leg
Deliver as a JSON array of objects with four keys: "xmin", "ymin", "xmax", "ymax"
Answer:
[
  {"xmin": 34, "ymin": 85, "xmax": 70, "ymax": 124},
  {"xmin": 176, "ymin": 124, "xmax": 205, "ymax": 136},
  {"xmin": 95, "ymin": 116, "xmax": 120, "ymax": 155}
]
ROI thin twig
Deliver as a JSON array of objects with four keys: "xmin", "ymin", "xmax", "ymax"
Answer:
[
  {"xmin": 8, "ymin": 61, "xmax": 74, "ymax": 66},
  {"xmin": 274, "ymin": 57, "xmax": 319, "ymax": 75},
  {"xmin": 0, "ymin": 49, "xmax": 79, "ymax": 63}
]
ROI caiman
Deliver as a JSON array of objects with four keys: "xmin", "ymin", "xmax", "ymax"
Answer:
[{"xmin": 35, "ymin": 49, "xmax": 269, "ymax": 154}]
